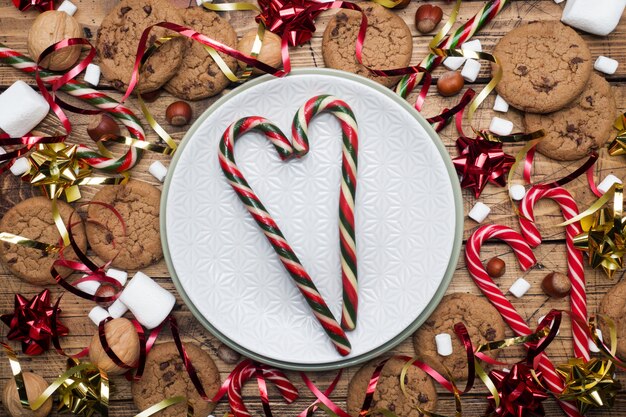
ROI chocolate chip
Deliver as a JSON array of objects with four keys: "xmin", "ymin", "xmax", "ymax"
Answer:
[
  {"xmin": 336, "ymin": 12, "xmax": 347, "ymax": 22},
  {"xmin": 533, "ymin": 77, "xmax": 557, "ymax": 93},
  {"xmin": 145, "ymin": 64, "xmax": 155, "ymax": 74},
  {"xmin": 143, "ymin": 5, "xmax": 152, "ymax": 15},
  {"xmin": 418, "ymin": 393, "xmax": 429, "ymax": 403},
  {"xmin": 331, "ymin": 26, "xmax": 339, "ymax": 37},
  {"xmin": 175, "ymin": 362, "xmax": 183, "ymax": 371},
  {"xmin": 566, "ymin": 123, "xmax": 578, "ymax": 133},
  {"xmin": 149, "ymin": 35, "xmax": 157, "ymax": 45},
  {"xmin": 120, "ymin": 6, "xmax": 131, "ymax": 15},
  {"xmin": 83, "ymin": 27, "xmax": 93, "ymax": 39},
  {"xmin": 403, "ymin": 375, "xmax": 409, "ymax": 384},
  {"xmin": 570, "ymin": 57, "xmax": 584, "ymax": 65},
  {"xmin": 515, "ymin": 65, "xmax": 528, "ymax": 76},
  {"xmin": 7, "ymin": 258, "xmax": 17, "ymax": 264},
  {"xmin": 586, "ymin": 95, "xmax": 594, "ymax": 106},
  {"xmin": 388, "ymin": 404, "xmax": 396, "ymax": 412},
  {"xmin": 485, "ymin": 327, "xmax": 496, "ymax": 341},
  {"xmin": 102, "ymin": 43, "xmax": 114, "ymax": 59},
  {"xmin": 105, "ymin": 232, "xmax": 113, "ymax": 244},
  {"xmin": 163, "ymin": 370, "xmax": 175, "ymax": 382},
  {"xmin": 113, "ymin": 80, "xmax": 124, "ymax": 90},
  {"xmin": 425, "ymin": 320, "xmax": 435, "ymax": 326},
  {"xmin": 159, "ymin": 361, "xmax": 170, "ymax": 370}
]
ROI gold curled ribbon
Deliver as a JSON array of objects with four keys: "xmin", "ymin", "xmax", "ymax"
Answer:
[
  {"xmin": 607, "ymin": 112, "xmax": 626, "ymax": 156},
  {"xmin": 561, "ymin": 184, "xmax": 625, "ymax": 278}
]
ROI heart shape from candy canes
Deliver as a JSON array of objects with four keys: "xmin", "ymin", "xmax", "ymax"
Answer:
[
  {"xmin": 465, "ymin": 224, "xmax": 582, "ymax": 417},
  {"xmin": 519, "ymin": 186, "xmax": 589, "ymax": 361},
  {"xmin": 218, "ymin": 95, "xmax": 358, "ymax": 356}
]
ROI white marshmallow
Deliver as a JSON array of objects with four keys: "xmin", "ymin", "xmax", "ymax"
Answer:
[
  {"xmin": 84, "ymin": 64, "xmax": 101, "ymax": 86},
  {"xmin": 461, "ymin": 39, "xmax": 482, "ymax": 53},
  {"xmin": 10, "ymin": 157, "xmax": 30, "ymax": 177},
  {"xmin": 589, "ymin": 328, "xmax": 603, "ymax": 353},
  {"xmin": 461, "ymin": 59, "xmax": 481, "ymax": 82},
  {"xmin": 89, "ymin": 306, "xmax": 109, "ymax": 326},
  {"xmin": 106, "ymin": 268, "xmax": 128, "ymax": 286},
  {"xmin": 561, "ymin": 0, "xmax": 626, "ymax": 36},
  {"xmin": 435, "ymin": 333, "xmax": 453, "ymax": 356},
  {"xmin": 469, "ymin": 202, "xmax": 491, "ymax": 223},
  {"xmin": 489, "ymin": 117, "xmax": 514, "ymax": 136},
  {"xmin": 57, "ymin": 0, "xmax": 77, "ymax": 16},
  {"xmin": 443, "ymin": 57, "xmax": 466, "ymax": 71},
  {"xmin": 119, "ymin": 272, "xmax": 176, "ymax": 329},
  {"xmin": 597, "ymin": 174, "xmax": 622, "ymax": 194},
  {"xmin": 149, "ymin": 160, "xmax": 168, "ymax": 182},
  {"xmin": 594, "ymin": 56, "xmax": 619, "ymax": 75},
  {"xmin": 509, "ymin": 184, "xmax": 526, "ymax": 201},
  {"xmin": 0, "ymin": 80, "xmax": 50, "ymax": 138},
  {"xmin": 554, "ymin": 0, "xmax": 565, "ymax": 3},
  {"xmin": 509, "ymin": 278, "xmax": 531, "ymax": 298},
  {"xmin": 108, "ymin": 299, "xmax": 129, "ymax": 319},
  {"xmin": 76, "ymin": 279, "xmax": 100, "ymax": 295},
  {"xmin": 493, "ymin": 95, "xmax": 509, "ymax": 113}
]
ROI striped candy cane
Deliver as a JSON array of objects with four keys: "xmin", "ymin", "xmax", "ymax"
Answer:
[
  {"xmin": 0, "ymin": 43, "xmax": 144, "ymax": 172},
  {"xmin": 519, "ymin": 186, "xmax": 589, "ymax": 361},
  {"xmin": 228, "ymin": 361, "xmax": 298, "ymax": 417},
  {"xmin": 291, "ymin": 95, "xmax": 359, "ymax": 331},
  {"xmin": 218, "ymin": 115, "xmax": 351, "ymax": 356},
  {"xmin": 466, "ymin": 225, "xmax": 582, "ymax": 417}
]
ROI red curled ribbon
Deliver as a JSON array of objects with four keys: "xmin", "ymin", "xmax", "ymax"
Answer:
[
  {"xmin": 12, "ymin": 0, "xmax": 54, "ymax": 12},
  {"xmin": 256, "ymin": 0, "xmax": 323, "ymax": 47},
  {"xmin": 0, "ymin": 289, "xmax": 69, "ymax": 356}
]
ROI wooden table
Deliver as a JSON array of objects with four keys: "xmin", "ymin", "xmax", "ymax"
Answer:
[{"xmin": 1, "ymin": 1, "xmax": 625, "ymax": 415}]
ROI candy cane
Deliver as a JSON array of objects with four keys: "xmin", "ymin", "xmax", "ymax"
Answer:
[
  {"xmin": 218, "ymin": 115, "xmax": 351, "ymax": 356},
  {"xmin": 0, "ymin": 44, "xmax": 144, "ymax": 172},
  {"xmin": 466, "ymin": 225, "xmax": 581, "ymax": 417},
  {"xmin": 228, "ymin": 361, "xmax": 298, "ymax": 417},
  {"xmin": 519, "ymin": 186, "xmax": 589, "ymax": 361},
  {"xmin": 291, "ymin": 95, "xmax": 359, "ymax": 331}
]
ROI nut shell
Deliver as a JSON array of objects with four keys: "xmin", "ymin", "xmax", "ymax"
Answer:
[
  {"xmin": 541, "ymin": 272, "xmax": 571, "ymax": 299},
  {"xmin": 437, "ymin": 71, "xmax": 464, "ymax": 97},
  {"xmin": 28, "ymin": 11, "xmax": 82, "ymax": 71},
  {"xmin": 415, "ymin": 4, "xmax": 443, "ymax": 34},
  {"xmin": 165, "ymin": 101, "xmax": 192, "ymax": 126},
  {"xmin": 486, "ymin": 257, "xmax": 506, "ymax": 278},
  {"xmin": 237, "ymin": 29, "xmax": 282, "ymax": 74},
  {"xmin": 89, "ymin": 317, "xmax": 140, "ymax": 375},
  {"xmin": 2, "ymin": 372, "xmax": 52, "ymax": 417},
  {"xmin": 87, "ymin": 114, "xmax": 120, "ymax": 141}
]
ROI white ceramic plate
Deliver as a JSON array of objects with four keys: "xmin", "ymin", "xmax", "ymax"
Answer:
[{"xmin": 162, "ymin": 69, "xmax": 463, "ymax": 371}]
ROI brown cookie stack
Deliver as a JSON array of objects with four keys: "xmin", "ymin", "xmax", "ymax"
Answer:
[
  {"xmin": 492, "ymin": 21, "xmax": 617, "ymax": 161},
  {"xmin": 96, "ymin": 0, "xmax": 238, "ymax": 100}
]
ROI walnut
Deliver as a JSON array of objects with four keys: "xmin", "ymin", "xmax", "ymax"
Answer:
[
  {"xmin": 27, "ymin": 11, "xmax": 82, "ymax": 71},
  {"xmin": 89, "ymin": 318, "xmax": 140, "ymax": 375},
  {"xmin": 2, "ymin": 372, "xmax": 52, "ymax": 417},
  {"xmin": 237, "ymin": 29, "xmax": 282, "ymax": 74}
]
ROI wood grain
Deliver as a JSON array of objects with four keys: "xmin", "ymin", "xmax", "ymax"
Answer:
[{"xmin": 1, "ymin": 0, "xmax": 626, "ymax": 416}]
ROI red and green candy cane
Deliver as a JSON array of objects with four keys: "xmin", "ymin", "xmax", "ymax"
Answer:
[
  {"xmin": 0, "ymin": 43, "xmax": 144, "ymax": 172},
  {"xmin": 219, "ymin": 95, "xmax": 359, "ymax": 355},
  {"xmin": 291, "ymin": 95, "xmax": 359, "ymax": 331}
]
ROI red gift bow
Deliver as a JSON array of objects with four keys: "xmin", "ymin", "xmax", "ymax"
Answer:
[
  {"xmin": 12, "ymin": 0, "xmax": 54, "ymax": 12},
  {"xmin": 256, "ymin": 0, "xmax": 324, "ymax": 47},
  {"xmin": 0, "ymin": 289, "xmax": 68, "ymax": 356}
]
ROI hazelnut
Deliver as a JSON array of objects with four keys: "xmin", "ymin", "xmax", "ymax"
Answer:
[
  {"xmin": 437, "ymin": 71, "xmax": 464, "ymax": 97},
  {"xmin": 391, "ymin": 0, "xmax": 411, "ymax": 9},
  {"xmin": 95, "ymin": 283, "xmax": 117, "ymax": 308},
  {"xmin": 87, "ymin": 114, "xmax": 120, "ymax": 141},
  {"xmin": 2, "ymin": 372, "xmax": 52, "ymax": 417},
  {"xmin": 89, "ymin": 318, "xmax": 140, "ymax": 375},
  {"xmin": 415, "ymin": 4, "xmax": 443, "ymax": 34},
  {"xmin": 28, "ymin": 11, "xmax": 82, "ymax": 71},
  {"xmin": 140, "ymin": 89, "xmax": 162, "ymax": 103},
  {"xmin": 238, "ymin": 29, "xmax": 282, "ymax": 74},
  {"xmin": 541, "ymin": 272, "xmax": 571, "ymax": 299},
  {"xmin": 486, "ymin": 257, "xmax": 506, "ymax": 278},
  {"xmin": 217, "ymin": 343, "xmax": 241, "ymax": 364},
  {"xmin": 165, "ymin": 101, "xmax": 192, "ymax": 126}
]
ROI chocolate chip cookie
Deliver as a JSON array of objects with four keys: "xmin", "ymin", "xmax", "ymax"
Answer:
[
  {"xmin": 599, "ymin": 280, "xmax": 626, "ymax": 358},
  {"xmin": 132, "ymin": 342, "xmax": 221, "ymax": 417},
  {"xmin": 347, "ymin": 357, "xmax": 437, "ymax": 417},
  {"xmin": 0, "ymin": 197, "xmax": 87, "ymax": 286},
  {"xmin": 492, "ymin": 21, "xmax": 592, "ymax": 113},
  {"xmin": 96, "ymin": 0, "xmax": 186, "ymax": 93},
  {"xmin": 322, "ymin": 3, "xmax": 412, "ymax": 88},
  {"xmin": 86, "ymin": 180, "xmax": 162, "ymax": 269},
  {"xmin": 164, "ymin": 8, "xmax": 237, "ymax": 100},
  {"xmin": 413, "ymin": 293, "xmax": 506, "ymax": 381},
  {"xmin": 525, "ymin": 73, "xmax": 617, "ymax": 161}
]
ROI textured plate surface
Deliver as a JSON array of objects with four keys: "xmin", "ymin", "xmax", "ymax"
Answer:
[{"xmin": 162, "ymin": 69, "xmax": 462, "ymax": 370}]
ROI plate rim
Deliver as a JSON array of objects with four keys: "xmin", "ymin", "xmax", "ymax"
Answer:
[{"xmin": 160, "ymin": 68, "xmax": 464, "ymax": 371}]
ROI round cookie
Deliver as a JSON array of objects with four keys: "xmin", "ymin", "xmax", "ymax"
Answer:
[
  {"xmin": 413, "ymin": 293, "xmax": 506, "ymax": 381},
  {"xmin": 322, "ymin": 3, "xmax": 412, "ymax": 88},
  {"xmin": 132, "ymin": 342, "xmax": 221, "ymax": 417},
  {"xmin": 599, "ymin": 280, "xmax": 626, "ymax": 358},
  {"xmin": 86, "ymin": 180, "xmax": 162, "ymax": 269},
  {"xmin": 0, "ymin": 197, "xmax": 87, "ymax": 286},
  {"xmin": 96, "ymin": 0, "xmax": 185, "ymax": 93},
  {"xmin": 525, "ymin": 73, "xmax": 617, "ymax": 161},
  {"xmin": 347, "ymin": 357, "xmax": 437, "ymax": 417},
  {"xmin": 164, "ymin": 8, "xmax": 237, "ymax": 100},
  {"xmin": 492, "ymin": 21, "xmax": 592, "ymax": 113}
]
